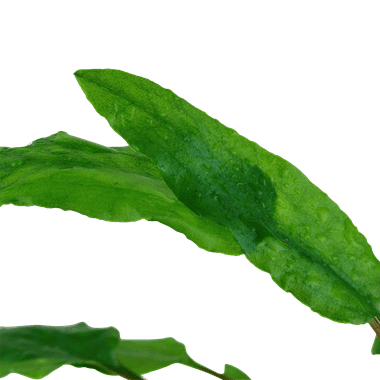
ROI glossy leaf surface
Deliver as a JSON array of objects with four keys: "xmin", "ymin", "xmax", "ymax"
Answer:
[
  {"xmin": 75, "ymin": 68, "xmax": 380, "ymax": 324},
  {"xmin": 0, "ymin": 132, "xmax": 242, "ymax": 256},
  {"xmin": 0, "ymin": 322, "xmax": 250, "ymax": 380}
]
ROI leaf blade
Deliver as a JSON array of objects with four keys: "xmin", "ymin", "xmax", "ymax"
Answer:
[
  {"xmin": 115, "ymin": 338, "xmax": 190, "ymax": 375},
  {"xmin": 223, "ymin": 364, "xmax": 250, "ymax": 380},
  {"xmin": 0, "ymin": 132, "xmax": 243, "ymax": 256},
  {"xmin": 0, "ymin": 322, "xmax": 143, "ymax": 380},
  {"xmin": 74, "ymin": 68, "xmax": 380, "ymax": 324}
]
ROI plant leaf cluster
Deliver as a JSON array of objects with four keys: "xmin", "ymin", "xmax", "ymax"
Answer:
[{"xmin": 1, "ymin": 68, "xmax": 380, "ymax": 376}]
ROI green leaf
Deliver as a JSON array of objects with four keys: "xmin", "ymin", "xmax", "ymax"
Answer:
[
  {"xmin": 115, "ymin": 337, "xmax": 250, "ymax": 380},
  {"xmin": 223, "ymin": 365, "xmax": 250, "ymax": 380},
  {"xmin": 114, "ymin": 337, "xmax": 192, "ymax": 375},
  {"xmin": 0, "ymin": 322, "xmax": 143, "ymax": 380},
  {"xmin": 0, "ymin": 322, "xmax": 250, "ymax": 380},
  {"xmin": 74, "ymin": 68, "xmax": 380, "ymax": 324},
  {"xmin": 0, "ymin": 131, "xmax": 243, "ymax": 256},
  {"xmin": 371, "ymin": 336, "xmax": 380, "ymax": 355}
]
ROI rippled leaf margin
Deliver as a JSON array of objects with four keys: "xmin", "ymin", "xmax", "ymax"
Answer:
[
  {"xmin": 0, "ymin": 131, "xmax": 243, "ymax": 256},
  {"xmin": 0, "ymin": 322, "xmax": 250, "ymax": 380},
  {"xmin": 74, "ymin": 68, "xmax": 380, "ymax": 325}
]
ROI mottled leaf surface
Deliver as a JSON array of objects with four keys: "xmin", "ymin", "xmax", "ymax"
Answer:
[{"xmin": 74, "ymin": 68, "xmax": 380, "ymax": 324}]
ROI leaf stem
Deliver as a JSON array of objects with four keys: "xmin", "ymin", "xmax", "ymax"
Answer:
[
  {"xmin": 186, "ymin": 361, "xmax": 235, "ymax": 380},
  {"xmin": 107, "ymin": 368, "xmax": 146, "ymax": 380},
  {"xmin": 107, "ymin": 359, "xmax": 146, "ymax": 380},
  {"xmin": 369, "ymin": 316, "xmax": 380, "ymax": 339}
]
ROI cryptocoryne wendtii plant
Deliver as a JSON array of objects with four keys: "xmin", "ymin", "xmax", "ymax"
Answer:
[{"xmin": 1, "ymin": 69, "xmax": 380, "ymax": 380}]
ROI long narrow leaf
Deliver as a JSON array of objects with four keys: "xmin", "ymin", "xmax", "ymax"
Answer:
[
  {"xmin": 74, "ymin": 68, "xmax": 380, "ymax": 324},
  {"xmin": 0, "ymin": 322, "xmax": 250, "ymax": 380},
  {"xmin": 0, "ymin": 131, "xmax": 243, "ymax": 256}
]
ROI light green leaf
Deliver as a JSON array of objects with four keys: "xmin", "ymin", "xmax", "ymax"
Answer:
[
  {"xmin": 0, "ymin": 131, "xmax": 243, "ymax": 256},
  {"xmin": 0, "ymin": 322, "xmax": 250, "ymax": 380},
  {"xmin": 74, "ymin": 68, "xmax": 380, "ymax": 324}
]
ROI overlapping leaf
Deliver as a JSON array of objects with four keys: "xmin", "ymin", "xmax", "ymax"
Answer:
[
  {"xmin": 74, "ymin": 68, "xmax": 380, "ymax": 324},
  {"xmin": 0, "ymin": 132, "xmax": 242, "ymax": 256},
  {"xmin": 0, "ymin": 322, "xmax": 250, "ymax": 380}
]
